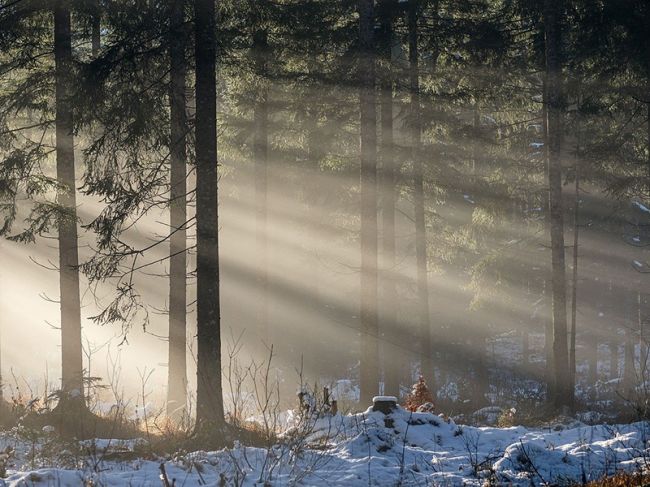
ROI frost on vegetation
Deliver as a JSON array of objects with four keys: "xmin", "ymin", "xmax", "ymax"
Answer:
[{"xmin": 2, "ymin": 405, "xmax": 650, "ymax": 486}]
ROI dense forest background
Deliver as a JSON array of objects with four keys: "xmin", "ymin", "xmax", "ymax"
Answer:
[{"xmin": 1, "ymin": 0, "xmax": 650, "ymax": 430}]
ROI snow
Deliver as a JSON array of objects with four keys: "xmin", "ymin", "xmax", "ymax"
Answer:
[
  {"xmin": 2, "ymin": 408, "xmax": 649, "ymax": 486},
  {"xmin": 372, "ymin": 396, "xmax": 397, "ymax": 403}
]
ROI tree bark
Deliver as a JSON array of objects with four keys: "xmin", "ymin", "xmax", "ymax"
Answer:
[
  {"xmin": 409, "ymin": 0, "xmax": 431, "ymax": 386},
  {"xmin": 54, "ymin": 0, "xmax": 85, "ymax": 409},
  {"xmin": 167, "ymin": 0, "xmax": 188, "ymax": 420},
  {"xmin": 194, "ymin": 0, "xmax": 224, "ymax": 428},
  {"xmin": 544, "ymin": 0, "xmax": 571, "ymax": 410},
  {"xmin": 358, "ymin": 0, "xmax": 379, "ymax": 406}
]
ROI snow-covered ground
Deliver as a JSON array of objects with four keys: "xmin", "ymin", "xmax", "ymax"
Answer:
[{"xmin": 1, "ymin": 406, "xmax": 649, "ymax": 486}]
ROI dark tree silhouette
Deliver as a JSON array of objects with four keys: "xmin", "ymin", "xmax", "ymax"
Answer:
[{"xmin": 194, "ymin": 0, "xmax": 225, "ymax": 429}]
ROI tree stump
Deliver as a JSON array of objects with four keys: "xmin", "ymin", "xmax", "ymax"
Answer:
[{"xmin": 372, "ymin": 395, "xmax": 397, "ymax": 414}]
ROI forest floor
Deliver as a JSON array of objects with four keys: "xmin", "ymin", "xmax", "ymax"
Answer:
[{"xmin": 1, "ymin": 404, "xmax": 649, "ymax": 486}]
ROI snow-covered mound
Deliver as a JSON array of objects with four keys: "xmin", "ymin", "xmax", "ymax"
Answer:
[{"xmin": 2, "ymin": 407, "xmax": 649, "ymax": 486}]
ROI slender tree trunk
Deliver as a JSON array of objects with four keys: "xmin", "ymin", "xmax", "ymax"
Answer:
[
  {"xmin": 54, "ymin": 0, "xmax": 85, "ymax": 409},
  {"xmin": 609, "ymin": 339, "xmax": 619, "ymax": 380},
  {"xmin": 647, "ymin": 100, "xmax": 649, "ymax": 199},
  {"xmin": 623, "ymin": 298, "xmax": 635, "ymax": 395},
  {"xmin": 541, "ymin": 79, "xmax": 554, "ymax": 391},
  {"xmin": 91, "ymin": 1, "xmax": 100, "ymax": 57},
  {"xmin": 167, "ymin": 0, "xmax": 188, "ymax": 420},
  {"xmin": 607, "ymin": 279, "xmax": 618, "ymax": 381},
  {"xmin": 522, "ymin": 278, "xmax": 531, "ymax": 367},
  {"xmin": 253, "ymin": 29, "xmax": 269, "ymax": 347},
  {"xmin": 194, "ymin": 0, "xmax": 224, "ymax": 428},
  {"xmin": 544, "ymin": 0, "xmax": 571, "ymax": 410},
  {"xmin": 569, "ymin": 156, "xmax": 579, "ymax": 395},
  {"xmin": 409, "ymin": 0, "xmax": 431, "ymax": 386},
  {"xmin": 587, "ymin": 304, "xmax": 598, "ymax": 387},
  {"xmin": 358, "ymin": 0, "xmax": 379, "ymax": 406},
  {"xmin": 378, "ymin": 0, "xmax": 400, "ymax": 398},
  {"xmin": 639, "ymin": 292, "xmax": 648, "ymax": 379},
  {"xmin": 522, "ymin": 328, "xmax": 530, "ymax": 366},
  {"xmin": 622, "ymin": 281, "xmax": 636, "ymax": 395}
]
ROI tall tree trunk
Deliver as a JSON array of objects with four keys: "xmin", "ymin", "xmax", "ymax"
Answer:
[
  {"xmin": 541, "ymin": 78, "xmax": 554, "ymax": 391},
  {"xmin": 91, "ymin": 0, "xmax": 100, "ymax": 57},
  {"xmin": 253, "ymin": 29, "xmax": 269, "ymax": 347},
  {"xmin": 167, "ymin": 0, "xmax": 188, "ymax": 420},
  {"xmin": 378, "ymin": 0, "xmax": 399, "ymax": 398},
  {"xmin": 544, "ymin": 0, "xmax": 571, "ymax": 410},
  {"xmin": 409, "ymin": 0, "xmax": 431, "ymax": 385},
  {"xmin": 358, "ymin": 0, "xmax": 379, "ymax": 406},
  {"xmin": 194, "ymin": 0, "xmax": 224, "ymax": 428},
  {"xmin": 54, "ymin": 0, "xmax": 85, "ymax": 410},
  {"xmin": 569, "ymin": 156, "xmax": 579, "ymax": 395}
]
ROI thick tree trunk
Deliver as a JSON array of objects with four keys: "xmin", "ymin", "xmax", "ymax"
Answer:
[
  {"xmin": 378, "ymin": 0, "xmax": 400, "ymax": 398},
  {"xmin": 194, "ymin": 0, "xmax": 224, "ymax": 428},
  {"xmin": 253, "ymin": 29, "xmax": 269, "ymax": 347},
  {"xmin": 409, "ymin": 0, "xmax": 431, "ymax": 386},
  {"xmin": 54, "ymin": 0, "xmax": 85, "ymax": 409},
  {"xmin": 544, "ymin": 0, "xmax": 571, "ymax": 410},
  {"xmin": 167, "ymin": 0, "xmax": 188, "ymax": 420},
  {"xmin": 358, "ymin": 0, "xmax": 379, "ymax": 406}
]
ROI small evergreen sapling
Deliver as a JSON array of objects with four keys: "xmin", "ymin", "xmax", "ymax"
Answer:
[{"xmin": 405, "ymin": 376, "xmax": 435, "ymax": 412}]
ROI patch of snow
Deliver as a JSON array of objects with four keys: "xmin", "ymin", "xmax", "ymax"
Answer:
[{"xmin": 3, "ymin": 411, "xmax": 650, "ymax": 486}]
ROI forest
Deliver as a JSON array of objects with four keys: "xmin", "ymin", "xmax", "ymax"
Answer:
[{"xmin": 1, "ymin": 0, "xmax": 650, "ymax": 485}]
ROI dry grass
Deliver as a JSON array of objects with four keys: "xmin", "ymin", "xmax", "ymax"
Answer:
[{"xmin": 585, "ymin": 471, "xmax": 650, "ymax": 486}]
